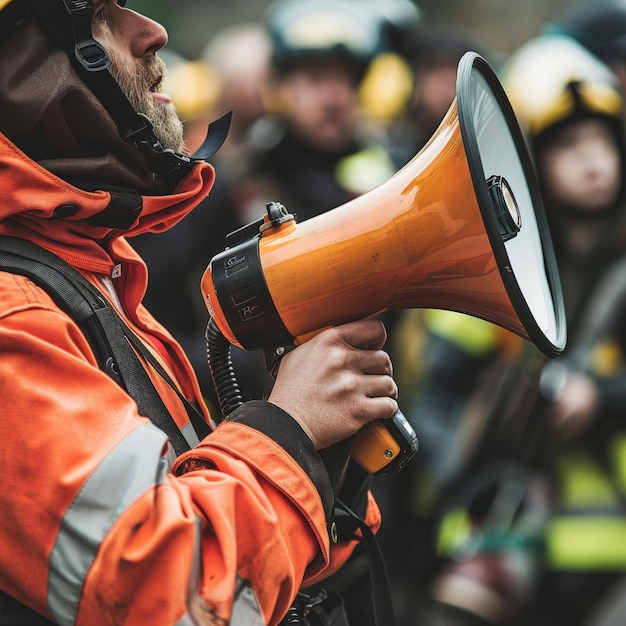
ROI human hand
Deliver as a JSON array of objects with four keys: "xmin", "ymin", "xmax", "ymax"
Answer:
[{"xmin": 268, "ymin": 319, "xmax": 398, "ymax": 449}]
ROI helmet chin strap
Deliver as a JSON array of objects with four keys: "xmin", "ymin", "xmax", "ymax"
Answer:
[{"xmin": 30, "ymin": 0, "xmax": 230, "ymax": 194}]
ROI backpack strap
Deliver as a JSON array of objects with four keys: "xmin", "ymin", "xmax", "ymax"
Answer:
[
  {"xmin": 0, "ymin": 592, "xmax": 56, "ymax": 626},
  {"xmin": 0, "ymin": 235, "xmax": 210, "ymax": 455}
]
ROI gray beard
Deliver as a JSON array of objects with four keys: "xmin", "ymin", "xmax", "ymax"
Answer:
[{"xmin": 108, "ymin": 52, "xmax": 185, "ymax": 153}]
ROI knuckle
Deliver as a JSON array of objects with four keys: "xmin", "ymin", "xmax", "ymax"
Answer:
[
  {"xmin": 374, "ymin": 349, "xmax": 393, "ymax": 374},
  {"xmin": 351, "ymin": 394, "xmax": 370, "ymax": 420}
]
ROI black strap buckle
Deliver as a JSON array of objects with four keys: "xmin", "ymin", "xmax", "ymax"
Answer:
[
  {"xmin": 61, "ymin": 0, "xmax": 111, "ymax": 72},
  {"xmin": 123, "ymin": 113, "xmax": 157, "ymax": 145},
  {"xmin": 74, "ymin": 38, "xmax": 110, "ymax": 71}
]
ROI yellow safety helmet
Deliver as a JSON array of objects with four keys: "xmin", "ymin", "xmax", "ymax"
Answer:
[
  {"xmin": 159, "ymin": 49, "xmax": 222, "ymax": 123},
  {"xmin": 500, "ymin": 34, "xmax": 623, "ymax": 139}
]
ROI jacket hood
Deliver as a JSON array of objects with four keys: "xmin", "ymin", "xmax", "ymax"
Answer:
[
  {"xmin": 0, "ymin": 20, "xmax": 161, "ymax": 193},
  {"xmin": 0, "ymin": 19, "xmax": 216, "ymax": 273}
]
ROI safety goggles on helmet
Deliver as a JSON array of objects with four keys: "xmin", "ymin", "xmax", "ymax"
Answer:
[
  {"xmin": 266, "ymin": 0, "xmax": 382, "ymax": 75},
  {"xmin": 502, "ymin": 34, "xmax": 624, "ymax": 138},
  {"xmin": 526, "ymin": 80, "xmax": 622, "ymax": 137}
]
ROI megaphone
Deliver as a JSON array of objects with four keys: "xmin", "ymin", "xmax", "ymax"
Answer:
[{"xmin": 201, "ymin": 52, "xmax": 567, "ymax": 475}]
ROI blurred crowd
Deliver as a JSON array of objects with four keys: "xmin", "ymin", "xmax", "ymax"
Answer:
[{"xmin": 130, "ymin": 0, "xmax": 626, "ymax": 624}]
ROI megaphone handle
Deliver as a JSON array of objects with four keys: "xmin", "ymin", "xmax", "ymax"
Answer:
[
  {"xmin": 263, "ymin": 343, "xmax": 296, "ymax": 379},
  {"xmin": 264, "ymin": 343, "xmax": 419, "ymax": 475},
  {"xmin": 351, "ymin": 411, "xmax": 419, "ymax": 475}
]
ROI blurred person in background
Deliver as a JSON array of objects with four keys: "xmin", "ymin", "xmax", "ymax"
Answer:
[
  {"xmin": 386, "ymin": 25, "xmax": 487, "ymax": 169},
  {"xmin": 421, "ymin": 33, "xmax": 626, "ymax": 626},
  {"xmin": 201, "ymin": 21, "xmax": 272, "ymax": 168},
  {"xmin": 546, "ymin": 0, "xmax": 626, "ymax": 96},
  {"xmin": 231, "ymin": 0, "xmax": 397, "ymax": 227}
]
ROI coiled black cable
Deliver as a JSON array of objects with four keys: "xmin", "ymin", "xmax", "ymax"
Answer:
[{"xmin": 205, "ymin": 317, "xmax": 244, "ymax": 421}]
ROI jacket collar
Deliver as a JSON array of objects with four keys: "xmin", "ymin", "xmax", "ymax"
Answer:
[{"xmin": 0, "ymin": 131, "xmax": 215, "ymax": 274}]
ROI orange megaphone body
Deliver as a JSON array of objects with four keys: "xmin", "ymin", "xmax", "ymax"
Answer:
[{"xmin": 201, "ymin": 52, "xmax": 566, "ymax": 475}]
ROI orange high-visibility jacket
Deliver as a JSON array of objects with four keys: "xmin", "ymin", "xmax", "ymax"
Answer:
[{"xmin": 0, "ymin": 132, "xmax": 380, "ymax": 626}]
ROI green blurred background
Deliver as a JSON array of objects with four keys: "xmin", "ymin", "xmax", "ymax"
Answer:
[{"xmin": 132, "ymin": 0, "xmax": 588, "ymax": 62}]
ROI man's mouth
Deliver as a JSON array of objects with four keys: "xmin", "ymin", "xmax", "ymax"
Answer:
[
  {"xmin": 151, "ymin": 91, "xmax": 173, "ymax": 104},
  {"xmin": 149, "ymin": 75, "xmax": 172, "ymax": 104}
]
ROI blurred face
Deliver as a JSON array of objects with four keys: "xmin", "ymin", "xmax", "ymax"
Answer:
[
  {"xmin": 412, "ymin": 60, "xmax": 458, "ymax": 135},
  {"xmin": 539, "ymin": 118, "xmax": 622, "ymax": 213},
  {"xmin": 92, "ymin": 0, "xmax": 184, "ymax": 152},
  {"xmin": 279, "ymin": 59, "xmax": 359, "ymax": 152}
]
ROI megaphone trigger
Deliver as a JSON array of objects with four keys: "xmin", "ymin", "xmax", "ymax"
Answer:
[
  {"xmin": 263, "ymin": 342, "xmax": 296, "ymax": 379},
  {"xmin": 353, "ymin": 410, "xmax": 419, "ymax": 475}
]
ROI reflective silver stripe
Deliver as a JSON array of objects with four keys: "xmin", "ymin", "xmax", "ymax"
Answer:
[
  {"xmin": 177, "ymin": 577, "xmax": 264, "ymax": 626},
  {"xmin": 181, "ymin": 514, "xmax": 264, "ymax": 626},
  {"xmin": 230, "ymin": 578, "xmax": 264, "ymax": 626},
  {"xmin": 181, "ymin": 421, "xmax": 200, "ymax": 448},
  {"xmin": 48, "ymin": 423, "xmax": 169, "ymax": 626},
  {"xmin": 183, "ymin": 516, "xmax": 205, "ymax": 625}
]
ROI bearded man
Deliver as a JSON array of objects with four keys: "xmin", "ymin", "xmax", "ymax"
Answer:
[{"xmin": 0, "ymin": 2, "xmax": 398, "ymax": 624}]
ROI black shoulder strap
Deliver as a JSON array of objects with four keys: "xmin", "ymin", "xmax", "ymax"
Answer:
[
  {"xmin": 0, "ymin": 592, "xmax": 55, "ymax": 626},
  {"xmin": 0, "ymin": 235, "xmax": 210, "ymax": 456},
  {"xmin": 334, "ymin": 500, "xmax": 395, "ymax": 626}
]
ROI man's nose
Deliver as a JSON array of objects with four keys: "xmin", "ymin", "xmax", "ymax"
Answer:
[{"xmin": 128, "ymin": 10, "xmax": 168, "ymax": 58}]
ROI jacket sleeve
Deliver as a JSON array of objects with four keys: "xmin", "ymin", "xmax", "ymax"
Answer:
[
  {"xmin": 0, "ymin": 273, "xmax": 370, "ymax": 626},
  {"xmin": 182, "ymin": 401, "xmax": 382, "ymax": 585}
]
